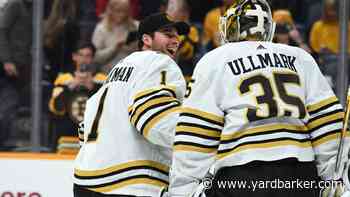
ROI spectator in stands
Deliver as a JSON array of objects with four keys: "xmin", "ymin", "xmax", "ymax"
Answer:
[
  {"xmin": 273, "ymin": 24, "xmax": 292, "ymax": 44},
  {"xmin": 92, "ymin": 0, "xmax": 139, "ymax": 74},
  {"xmin": 0, "ymin": 0, "xmax": 33, "ymax": 149},
  {"xmin": 0, "ymin": 0, "xmax": 33, "ymax": 94},
  {"xmin": 167, "ymin": 0, "xmax": 200, "ymax": 81},
  {"xmin": 44, "ymin": 0, "xmax": 80, "ymax": 79},
  {"xmin": 273, "ymin": 9, "xmax": 294, "ymax": 27},
  {"xmin": 95, "ymin": 0, "xmax": 142, "ymax": 20},
  {"xmin": 309, "ymin": 0, "xmax": 350, "ymax": 55},
  {"xmin": 273, "ymin": 10, "xmax": 311, "ymax": 52},
  {"xmin": 49, "ymin": 41, "xmax": 106, "ymax": 154},
  {"xmin": 202, "ymin": 0, "xmax": 234, "ymax": 50}
]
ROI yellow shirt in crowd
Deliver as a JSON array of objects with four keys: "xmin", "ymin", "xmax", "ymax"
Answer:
[
  {"xmin": 178, "ymin": 26, "xmax": 199, "ymax": 60},
  {"xmin": 310, "ymin": 20, "xmax": 350, "ymax": 53},
  {"xmin": 203, "ymin": 7, "xmax": 222, "ymax": 48}
]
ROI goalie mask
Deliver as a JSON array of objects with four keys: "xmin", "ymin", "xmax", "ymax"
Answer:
[{"xmin": 219, "ymin": 0, "xmax": 275, "ymax": 43}]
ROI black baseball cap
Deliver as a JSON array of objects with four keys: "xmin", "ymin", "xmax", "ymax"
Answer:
[{"xmin": 138, "ymin": 13, "xmax": 190, "ymax": 38}]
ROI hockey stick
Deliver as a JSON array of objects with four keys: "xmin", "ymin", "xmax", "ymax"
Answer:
[
  {"xmin": 325, "ymin": 96, "xmax": 350, "ymax": 197},
  {"xmin": 335, "ymin": 95, "xmax": 350, "ymax": 176}
]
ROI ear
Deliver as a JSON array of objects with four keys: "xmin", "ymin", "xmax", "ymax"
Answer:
[{"xmin": 142, "ymin": 34, "xmax": 153, "ymax": 48}]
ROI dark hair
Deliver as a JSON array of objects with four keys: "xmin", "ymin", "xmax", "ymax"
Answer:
[
  {"xmin": 74, "ymin": 41, "xmax": 96, "ymax": 55},
  {"xmin": 137, "ymin": 12, "xmax": 189, "ymax": 50}
]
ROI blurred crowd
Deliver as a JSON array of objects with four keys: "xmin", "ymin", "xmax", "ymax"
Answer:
[{"xmin": 0, "ymin": 0, "xmax": 349, "ymax": 152}]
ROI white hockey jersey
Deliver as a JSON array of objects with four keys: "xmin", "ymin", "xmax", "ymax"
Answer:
[
  {"xmin": 73, "ymin": 51, "xmax": 186, "ymax": 196},
  {"xmin": 169, "ymin": 41, "xmax": 350, "ymax": 196}
]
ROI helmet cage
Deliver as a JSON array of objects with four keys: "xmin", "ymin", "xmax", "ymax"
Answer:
[{"xmin": 219, "ymin": 0, "xmax": 275, "ymax": 43}]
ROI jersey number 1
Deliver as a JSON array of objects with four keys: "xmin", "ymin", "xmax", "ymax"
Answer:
[{"xmin": 87, "ymin": 87, "xmax": 109, "ymax": 142}]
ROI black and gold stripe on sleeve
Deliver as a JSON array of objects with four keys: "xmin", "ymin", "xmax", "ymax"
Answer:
[
  {"xmin": 179, "ymin": 107, "xmax": 225, "ymax": 127},
  {"xmin": 307, "ymin": 96, "xmax": 340, "ymax": 116},
  {"xmin": 307, "ymin": 109, "xmax": 344, "ymax": 132},
  {"xmin": 311, "ymin": 129, "xmax": 350, "ymax": 147},
  {"xmin": 307, "ymin": 110, "xmax": 344, "ymax": 147},
  {"xmin": 74, "ymin": 160, "xmax": 169, "ymax": 193},
  {"xmin": 174, "ymin": 142, "xmax": 219, "ymax": 153},
  {"xmin": 174, "ymin": 122, "xmax": 221, "ymax": 153},
  {"xmin": 141, "ymin": 101, "xmax": 181, "ymax": 136},
  {"xmin": 311, "ymin": 129, "xmax": 341, "ymax": 147},
  {"xmin": 174, "ymin": 107, "xmax": 224, "ymax": 153},
  {"xmin": 176, "ymin": 122, "xmax": 221, "ymax": 141},
  {"xmin": 306, "ymin": 96, "xmax": 344, "ymax": 146},
  {"xmin": 129, "ymin": 86, "xmax": 180, "ymax": 137},
  {"xmin": 133, "ymin": 86, "xmax": 176, "ymax": 104},
  {"xmin": 130, "ymin": 94, "xmax": 178, "ymax": 126}
]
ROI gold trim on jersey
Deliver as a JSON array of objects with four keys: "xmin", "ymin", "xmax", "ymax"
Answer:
[
  {"xmin": 181, "ymin": 107, "xmax": 224, "ymax": 125},
  {"xmin": 176, "ymin": 125, "xmax": 221, "ymax": 138},
  {"xmin": 221, "ymin": 124, "xmax": 308, "ymax": 142},
  {"xmin": 89, "ymin": 176, "xmax": 168, "ymax": 193},
  {"xmin": 312, "ymin": 130, "xmax": 350, "ymax": 147},
  {"xmin": 133, "ymin": 85, "xmax": 176, "ymax": 102},
  {"xmin": 75, "ymin": 160, "xmax": 169, "ymax": 177},
  {"xmin": 130, "ymin": 96, "xmax": 178, "ymax": 125},
  {"xmin": 174, "ymin": 144, "xmax": 218, "ymax": 153},
  {"xmin": 312, "ymin": 132, "xmax": 340, "ymax": 147},
  {"xmin": 307, "ymin": 96, "xmax": 339, "ymax": 114},
  {"xmin": 307, "ymin": 111, "xmax": 344, "ymax": 130},
  {"xmin": 174, "ymin": 108, "xmax": 224, "ymax": 153},
  {"xmin": 75, "ymin": 160, "xmax": 169, "ymax": 193},
  {"xmin": 142, "ymin": 106, "xmax": 181, "ymax": 137},
  {"xmin": 217, "ymin": 139, "xmax": 312, "ymax": 159}
]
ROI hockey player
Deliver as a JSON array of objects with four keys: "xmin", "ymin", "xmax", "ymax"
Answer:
[
  {"xmin": 169, "ymin": 0, "xmax": 350, "ymax": 196},
  {"xmin": 73, "ymin": 13, "xmax": 189, "ymax": 197}
]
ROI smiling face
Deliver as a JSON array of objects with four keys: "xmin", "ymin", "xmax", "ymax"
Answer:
[
  {"xmin": 142, "ymin": 27, "xmax": 180, "ymax": 59},
  {"xmin": 72, "ymin": 47, "xmax": 94, "ymax": 68}
]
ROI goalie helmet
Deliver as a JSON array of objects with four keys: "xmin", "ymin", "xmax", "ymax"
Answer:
[{"xmin": 219, "ymin": 0, "xmax": 275, "ymax": 43}]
